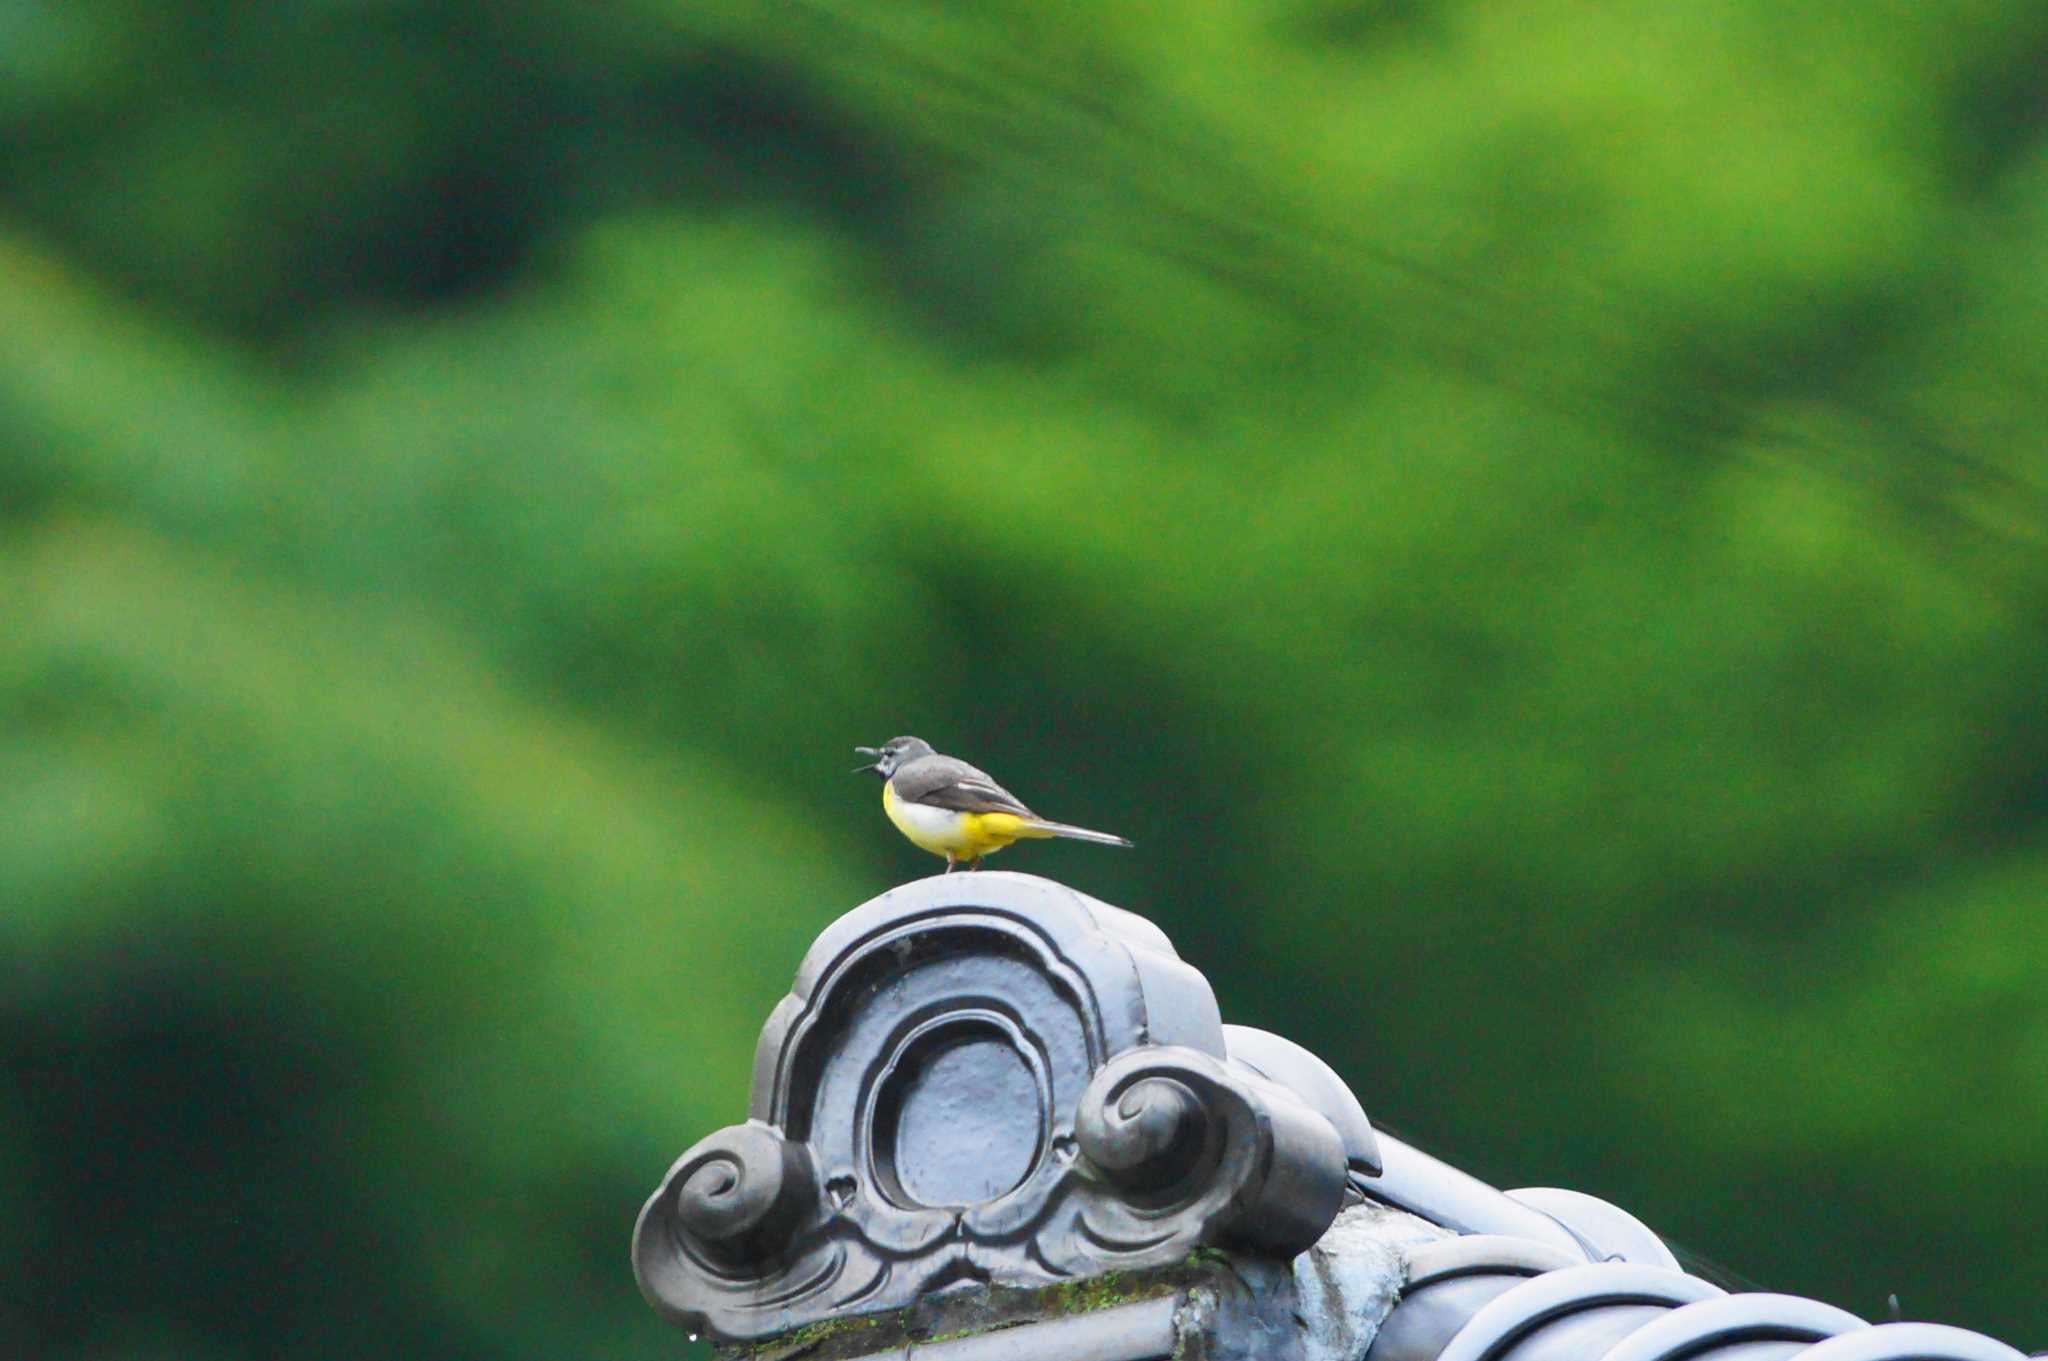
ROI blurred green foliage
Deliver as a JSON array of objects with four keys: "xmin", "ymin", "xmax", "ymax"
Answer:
[{"xmin": 3, "ymin": 1, "xmax": 2046, "ymax": 1356}]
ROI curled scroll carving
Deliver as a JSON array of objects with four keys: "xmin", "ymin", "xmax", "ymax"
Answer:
[
  {"xmin": 1074, "ymin": 1047, "xmax": 1348, "ymax": 1258},
  {"xmin": 632, "ymin": 872, "xmax": 1367, "ymax": 1343},
  {"xmin": 662, "ymin": 1124, "xmax": 815, "ymax": 1267}
]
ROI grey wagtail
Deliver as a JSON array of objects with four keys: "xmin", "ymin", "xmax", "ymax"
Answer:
[{"xmin": 854, "ymin": 736, "xmax": 1132, "ymax": 872}]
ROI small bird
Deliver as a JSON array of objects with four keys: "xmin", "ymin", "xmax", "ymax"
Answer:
[{"xmin": 853, "ymin": 736, "xmax": 1132, "ymax": 872}]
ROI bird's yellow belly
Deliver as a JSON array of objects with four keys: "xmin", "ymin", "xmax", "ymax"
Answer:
[{"xmin": 884, "ymin": 783, "xmax": 1024, "ymax": 858}]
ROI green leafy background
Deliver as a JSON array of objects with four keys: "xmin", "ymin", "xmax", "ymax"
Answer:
[{"xmin": 3, "ymin": 3, "xmax": 2045, "ymax": 1357}]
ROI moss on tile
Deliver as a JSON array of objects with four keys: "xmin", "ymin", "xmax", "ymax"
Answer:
[{"xmin": 718, "ymin": 1249, "xmax": 1243, "ymax": 1361}]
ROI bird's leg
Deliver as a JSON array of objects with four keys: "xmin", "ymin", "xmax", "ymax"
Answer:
[
  {"xmin": 967, "ymin": 856, "xmax": 983, "ymax": 872},
  {"xmin": 944, "ymin": 854, "xmax": 957, "ymax": 874}
]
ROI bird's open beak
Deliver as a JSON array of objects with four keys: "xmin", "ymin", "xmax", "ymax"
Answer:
[{"xmin": 852, "ymin": 746, "xmax": 881, "ymax": 774}]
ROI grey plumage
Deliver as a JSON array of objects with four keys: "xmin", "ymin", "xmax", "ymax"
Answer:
[
  {"xmin": 853, "ymin": 734, "xmax": 1133, "ymax": 852},
  {"xmin": 889, "ymin": 753, "xmax": 1038, "ymax": 817}
]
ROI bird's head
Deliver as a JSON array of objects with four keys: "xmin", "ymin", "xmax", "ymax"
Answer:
[{"xmin": 853, "ymin": 735, "xmax": 932, "ymax": 778}]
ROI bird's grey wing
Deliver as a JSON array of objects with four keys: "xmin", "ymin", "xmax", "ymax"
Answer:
[{"xmin": 892, "ymin": 755, "xmax": 1037, "ymax": 817}]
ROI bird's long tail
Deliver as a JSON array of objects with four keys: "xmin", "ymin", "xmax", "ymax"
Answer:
[{"xmin": 1017, "ymin": 819, "xmax": 1132, "ymax": 848}]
